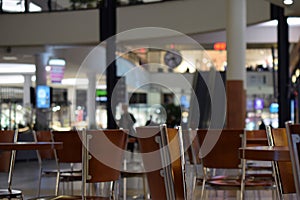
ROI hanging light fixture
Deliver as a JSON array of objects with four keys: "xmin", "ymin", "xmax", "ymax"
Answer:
[{"xmin": 283, "ymin": 0, "xmax": 294, "ymax": 5}]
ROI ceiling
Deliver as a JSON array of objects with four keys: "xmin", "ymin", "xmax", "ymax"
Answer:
[
  {"xmin": 266, "ymin": 0, "xmax": 300, "ymax": 16},
  {"xmin": 0, "ymin": 0, "xmax": 300, "ymax": 87}
]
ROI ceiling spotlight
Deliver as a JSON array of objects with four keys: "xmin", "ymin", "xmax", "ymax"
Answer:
[{"xmin": 283, "ymin": 0, "xmax": 294, "ymax": 5}]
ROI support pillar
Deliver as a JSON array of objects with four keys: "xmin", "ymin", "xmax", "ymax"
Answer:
[
  {"xmin": 226, "ymin": 0, "xmax": 246, "ymax": 129},
  {"xmin": 87, "ymin": 73, "xmax": 96, "ymax": 129},
  {"xmin": 271, "ymin": 5, "xmax": 290, "ymax": 127},
  {"xmin": 23, "ymin": 74, "xmax": 32, "ymax": 107},
  {"xmin": 35, "ymin": 53, "xmax": 50, "ymax": 130},
  {"xmin": 100, "ymin": 0, "xmax": 118, "ymax": 129}
]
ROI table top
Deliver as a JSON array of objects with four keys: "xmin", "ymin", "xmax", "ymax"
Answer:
[
  {"xmin": 239, "ymin": 146, "xmax": 290, "ymax": 161},
  {"xmin": 0, "ymin": 142, "xmax": 63, "ymax": 151}
]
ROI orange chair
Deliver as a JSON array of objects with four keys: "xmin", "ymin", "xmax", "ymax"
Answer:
[
  {"xmin": 82, "ymin": 129, "xmax": 128, "ymax": 199},
  {"xmin": 30, "ymin": 129, "xmax": 128, "ymax": 200},
  {"xmin": 197, "ymin": 129, "xmax": 274, "ymax": 199},
  {"xmin": 285, "ymin": 122, "xmax": 300, "ymax": 199},
  {"xmin": 51, "ymin": 130, "xmax": 83, "ymax": 195},
  {"xmin": 34, "ymin": 130, "xmax": 59, "ymax": 196},
  {"xmin": 0, "ymin": 130, "xmax": 23, "ymax": 199},
  {"xmin": 245, "ymin": 130, "xmax": 273, "ymax": 178},
  {"xmin": 136, "ymin": 125, "xmax": 187, "ymax": 200}
]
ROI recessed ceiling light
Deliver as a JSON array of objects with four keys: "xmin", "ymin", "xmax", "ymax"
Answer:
[
  {"xmin": 283, "ymin": 0, "xmax": 293, "ymax": 5},
  {"xmin": 0, "ymin": 75, "xmax": 24, "ymax": 84},
  {"xmin": 3, "ymin": 56, "xmax": 17, "ymax": 61},
  {"xmin": 48, "ymin": 58, "xmax": 66, "ymax": 66},
  {"xmin": 0, "ymin": 63, "xmax": 35, "ymax": 74}
]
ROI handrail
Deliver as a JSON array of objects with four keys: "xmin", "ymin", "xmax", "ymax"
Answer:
[{"xmin": 0, "ymin": 0, "xmax": 177, "ymax": 14}]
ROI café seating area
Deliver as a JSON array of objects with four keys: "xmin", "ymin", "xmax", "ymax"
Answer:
[{"xmin": 1, "ymin": 123, "xmax": 300, "ymax": 199}]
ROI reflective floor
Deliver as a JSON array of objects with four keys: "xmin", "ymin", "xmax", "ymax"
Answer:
[{"xmin": 0, "ymin": 154, "xmax": 297, "ymax": 200}]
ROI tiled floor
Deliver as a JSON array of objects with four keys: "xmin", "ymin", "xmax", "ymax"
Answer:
[
  {"xmin": 0, "ymin": 152, "xmax": 147, "ymax": 200},
  {"xmin": 0, "ymin": 156, "xmax": 297, "ymax": 199}
]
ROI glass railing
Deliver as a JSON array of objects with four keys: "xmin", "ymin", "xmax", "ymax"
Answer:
[{"xmin": 0, "ymin": 0, "xmax": 175, "ymax": 13}]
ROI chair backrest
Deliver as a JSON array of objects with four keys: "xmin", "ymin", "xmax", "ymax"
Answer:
[
  {"xmin": 285, "ymin": 122, "xmax": 300, "ymax": 197},
  {"xmin": 245, "ymin": 129, "xmax": 268, "ymax": 147},
  {"xmin": 166, "ymin": 127, "xmax": 186, "ymax": 200},
  {"xmin": 182, "ymin": 129, "xmax": 201, "ymax": 165},
  {"xmin": 83, "ymin": 129, "xmax": 128, "ymax": 183},
  {"xmin": 33, "ymin": 130, "xmax": 56, "ymax": 160},
  {"xmin": 197, "ymin": 129, "xmax": 244, "ymax": 169},
  {"xmin": 268, "ymin": 127, "xmax": 295, "ymax": 194},
  {"xmin": 136, "ymin": 125, "xmax": 186, "ymax": 200},
  {"xmin": 0, "ymin": 130, "xmax": 15, "ymax": 172},
  {"xmin": 136, "ymin": 126, "xmax": 168, "ymax": 200},
  {"xmin": 52, "ymin": 130, "xmax": 82, "ymax": 163}
]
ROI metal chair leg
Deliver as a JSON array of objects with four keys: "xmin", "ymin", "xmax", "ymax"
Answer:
[{"xmin": 37, "ymin": 166, "xmax": 42, "ymax": 197}]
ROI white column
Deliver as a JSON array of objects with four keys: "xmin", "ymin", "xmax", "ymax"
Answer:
[
  {"xmin": 87, "ymin": 73, "xmax": 96, "ymax": 129},
  {"xmin": 226, "ymin": 0, "xmax": 246, "ymax": 88},
  {"xmin": 23, "ymin": 74, "xmax": 32, "ymax": 107}
]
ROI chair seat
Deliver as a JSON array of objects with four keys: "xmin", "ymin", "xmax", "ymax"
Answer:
[
  {"xmin": 43, "ymin": 169, "xmax": 82, "ymax": 175},
  {"xmin": 29, "ymin": 195, "xmax": 111, "ymax": 200},
  {"xmin": 0, "ymin": 188, "xmax": 23, "ymax": 198},
  {"xmin": 208, "ymin": 178, "xmax": 274, "ymax": 187},
  {"xmin": 59, "ymin": 172, "xmax": 82, "ymax": 182},
  {"xmin": 121, "ymin": 170, "xmax": 146, "ymax": 178}
]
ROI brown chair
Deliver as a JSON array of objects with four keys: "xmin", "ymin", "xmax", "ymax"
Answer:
[
  {"xmin": 51, "ymin": 130, "xmax": 83, "ymax": 195},
  {"xmin": 285, "ymin": 122, "xmax": 300, "ymax": 199},
  {"xmin": 245, "ymin": 130, "xmax": 273, "ymax": 177},
  {"xmin": 166, "ymin": 126, "xmax": 186, "ymax": 200},
  {"xmin": 33, "ymin": 130, "xmax": 59, "ymax": 196},
  {"xmin": 136, "ymin": 125, "xmax": 187, "ymax": 200},
  {"xmin": 197, "ymin": 129, "xmax": 274, "ymax": 199},
  {"xmin": 266, "ymin": 125, "xmax": 296, "ymax": 199},
  {"xmin": 246, "ymin": 130, "xmax": 268, "ymax": 147},
  {"xmin": 29, "ymin": 129, "xmax": 127, "ymax": 200},
  {"xmin": 82, "ymin": 129, "xmax": 128, "ymax": 199},
  {"xmin": 182, "ymin": 129, "xmax": 202, "ymax": 199},
  {"xmin": 34, "ymin": 130, "xmax": 83, "ymax": 196},
  {"xmin": 0, "ymin": 130, "xmax": 23, "ymax": 199}
]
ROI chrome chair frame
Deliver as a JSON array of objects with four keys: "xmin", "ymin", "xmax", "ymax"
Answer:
[
  {"xmin": 0, "ymin": 129, "xmax": 23, "ymax": 199},
  {"xmin": 82, "ymin": 128, "xmax": 128, "ymax": 199},
  {"xmin": 285, "ymin": 121, "xmax": 300, "ymax": 199}
]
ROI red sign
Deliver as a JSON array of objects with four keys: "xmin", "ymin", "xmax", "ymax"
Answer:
[{"xmin": 214, "ymin": 42, "xmax": 226, "ymax": 50}]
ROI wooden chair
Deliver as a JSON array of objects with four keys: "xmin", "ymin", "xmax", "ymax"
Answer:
[
  {"xmin": 0, "ymin": 130, "xmax": 23, "ymax": 199},
  {"xmin": 51, "ymin": 130, "xmax": 83, "ymax": 195},
  {"xmin": 136, "ymin": 125, "xmax": 187, "ymax": 200},
  {"xmin": 246, "ymin": 130, "xmax": 268, "ymax": 147},
  {"xmin": 285, "ymin": 121, "xmax": 300, "ymax": 199},
  {"xmin": 245, "ymin": 130, "xmax": 273, "ymax": 176},
  {"xmin": 266, "ymin": 125, "xmax": 296, "ymax": 199},
  {"xmin": 197, "ymin": 129, "xmax": 274, "ymax": 199},
  {"xmin": 30, "ymin": 129, "xmax": 128, "ymax": 200},
  {"xmin": 120, "ymin": 136, "xmax": 148, "ymax": 200},
  {"xmin": 182, "ymin": 129, "xmax": 202, "ymax": 199},
  {"xmin": 82, "ymin": 129, "xmax": 128, "ymax": 199},
  {"xmin": 33, "ymin": 130, "xmax": 59, "ymax": 196}
]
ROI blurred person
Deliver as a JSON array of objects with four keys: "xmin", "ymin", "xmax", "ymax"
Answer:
[
  {"xmin": 145, "ymin": 115, "xmax": 157, "ymax": 126},
  {"xmin": 119, "ymin": 104, "xmax": 136, "ymax": 153},
  {"xmin": 259, "ymin": 120, "xmax": 266, "ymax": 130}
]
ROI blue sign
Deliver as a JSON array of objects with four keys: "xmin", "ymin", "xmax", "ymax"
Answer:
[
  {"xmin": 269, "ymin": 103, "xmax": 279, "ymax": 113},
  {"xmin": 36, "ymin": 85, "xmax": 50, "ymax": 109}
]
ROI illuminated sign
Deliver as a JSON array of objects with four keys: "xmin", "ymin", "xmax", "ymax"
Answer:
[
  {"xmin": 213, "ymin": 42, "xmax": 226, "ymax": 50},
  {"xmin": 36, "ymin": 85, "xmax": 51, "ymax": 109}
]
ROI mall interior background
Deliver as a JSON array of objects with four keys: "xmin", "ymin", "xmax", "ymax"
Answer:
[{"xmin": 0, "ymin": 0, "xmax": 300, "ymax": 132}]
